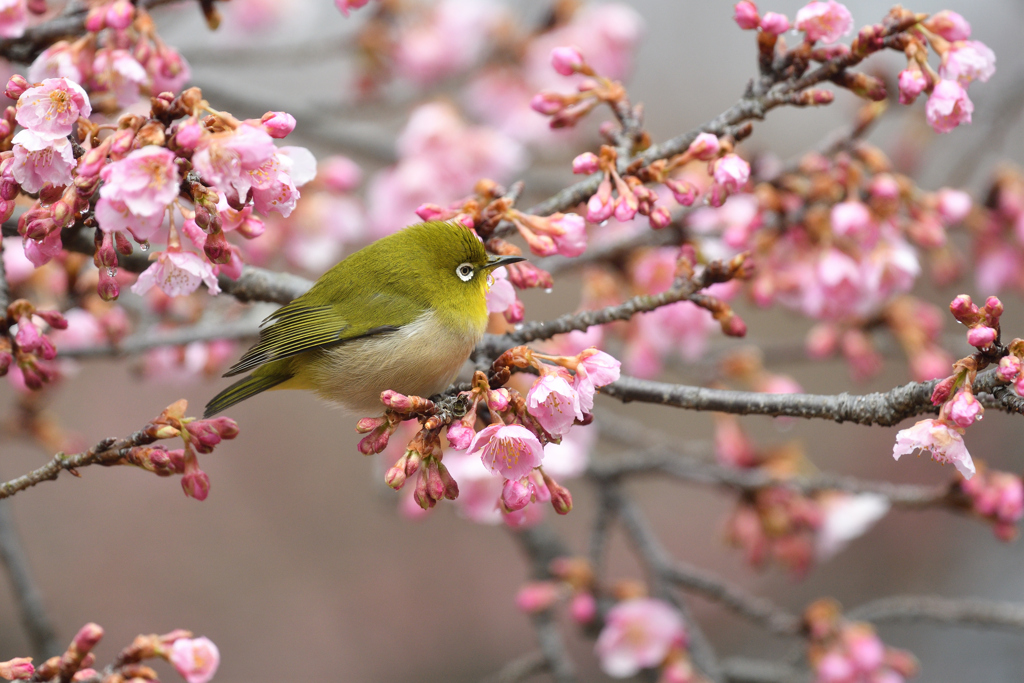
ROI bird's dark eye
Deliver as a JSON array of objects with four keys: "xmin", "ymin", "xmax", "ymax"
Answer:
[{"xmin": 456, "ymin": 263, "xmax": 474, "ymax": 282}]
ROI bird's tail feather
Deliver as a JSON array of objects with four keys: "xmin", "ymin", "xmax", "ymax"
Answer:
[{"xmin": 204, "ymin": 372, "xmax": 289, "ymax": 417}]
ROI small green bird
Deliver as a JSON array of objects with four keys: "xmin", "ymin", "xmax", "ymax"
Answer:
[{"xmin": 204, "ymin": 221, "xmax": 524, "ymax": 418}]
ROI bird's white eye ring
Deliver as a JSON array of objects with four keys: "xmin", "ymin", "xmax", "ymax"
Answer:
[{"xmin": 456, "ymin": 263, "xmax": 474, "ymax": 282}]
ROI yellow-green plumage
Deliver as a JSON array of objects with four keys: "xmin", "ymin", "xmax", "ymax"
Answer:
[{"xmin": 204, "ymin": 221, "xmax": 521, "ymax": 418}]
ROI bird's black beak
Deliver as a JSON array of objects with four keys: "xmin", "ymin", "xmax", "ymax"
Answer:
[{"xmin": 486, "ymin": 254, "xmax": 527, "ymax": 269}]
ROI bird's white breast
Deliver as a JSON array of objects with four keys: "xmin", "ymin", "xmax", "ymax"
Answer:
[{"xmin": 299, "ymin": 310, "xmax": 483, "ymax": 413}]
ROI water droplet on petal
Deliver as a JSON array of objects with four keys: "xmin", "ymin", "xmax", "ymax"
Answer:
[
  {"xmin": 544, "ymin": 288, "xmax": 553, "ymax": 294},
  {"xmin": 140, "ymin": 241, "xmax": 150, "ymax": 252},
  {"xmin": 106, "ymin": 267, "xmax": 116, "ymax": 277}
]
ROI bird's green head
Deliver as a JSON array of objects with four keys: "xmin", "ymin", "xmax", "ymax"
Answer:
[{"xmin": 397, "ymin": 220, "xmax": 524, "ymax": 323}]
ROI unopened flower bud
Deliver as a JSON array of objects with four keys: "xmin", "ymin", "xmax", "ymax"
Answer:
[
  {"xmin": 687, "ymin": 132, "xmax": 720, "ymax": 161},
  {"xmin": 985, "ymin": 296, "xmax": 1004, "ymax": 321},
  {"xmin": 949, "ymin": 294, "xmax": 979, "ymax": 325},
  {"xmin": 530, "ymin": 92, "xmax": 567, "ymax": 116},
  {"xmin": 550, "ymin": 46, "xmax": 586, "ymax": 76},
  {"xmin": 967, "ymin": 325, "xmax": 996, "ymax": 349},
  {"xmin": 572, "ymin": 152, "xmax": 600, "ymax": 175},
  {"xmin": 648, "ymin": 206, "xmax": 672, "ymax": 229},
  {"xmin": 133, "ymin": 121, "xmax": 166, "ymax": 148},
  {"xmin": 203, "ymin": 229, "xmax": 231, "ymax": 264},
  {"xmin": 385, "ymin": 455, "xmax": 408, "ymax": 490},
  {"xmin": 446, "ymin": 420, "xmax": 475, "ymax": 450},
  {"xmin": 261, "ymin": 111, "xmax": 296, "ymax": 139},
  {"xmin": 413, "ymin": 469, "xmax": 435, "ymax": 510},
  {"xmin": 760, "ymin": 11, "xmax": 790, "ymax": 34},
  {"xmin": 357, "ymin": 427, "xmax": 390, "ymax": 455},
  {"xmin": 487, "ymin": 388, "xmax": 510, "ymax": 412},
  {"xmin": 174, "ymin": 120, "xmax": 203, "ymax": 150},
  {"xmin": 97, "ymin": 268, "xmax": 120, "ymax": 301},
  {"xmin": 515, "ymin": 582, "xmax": 559, "ymax": 613},
  {"xmin": 3, "ymin": 75, "xmax": 27, "ymax": 101},
  {"xmin": 501, "ymin": 478, "xmax": 531, "ymax": 512},
  {"xmin": 105, "ymin": 0, "xmax": 134, "ymax": 29},
  {"xmin": 355, "ymin": 416, "xmax": 385, "ymax": 433},
  {"xmin": 569, "ymin": 592, "xmax": 597, "ymax": 624},
  {"xmin": 84, "ymin": 5, "xmax": 106, "ymax": 30},
  {"xmin": 0, "ymin": 657, "xmax": 34, "ymax": 680},
  {"xmin": 548, "ymin": 481, "xmax": 573, "ymax": 515},
  {"xmin": 998, "ymin": 356, "xmax": 1021, "ymax": 382},
  {"xmin": 733, "ymin": 0, "xmax": 760, "ymax": 29},
  {"xmin": 415, "ymin": 203, "xmax": 445, "ymax": 221},
  {"xmin": 109, "ymin": 128, "xmax": 135, "ymax": 157},
  {"xmin": 930, "ymin": 374, "xmax": 957, "ymax": 405},
  {"xmin": 181, "ymin": 467, "xmax": 211, "ymax": 501}
]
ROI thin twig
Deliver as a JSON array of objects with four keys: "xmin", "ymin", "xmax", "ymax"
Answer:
[
  {"xmin": 0, "ymin": 501, "xmax": 60, "ymax": 659},
  {"xmin": 479, "ymin": 650, "xmax": 548, "ymax": 683},
  {"xmin": 720, "ymin": 657, "xmax": 806, "ymax": 683},
  {"xmin": 849, "ymin": 595, "xmax": 1024, "ymax": 631},
  {"xmin": 0, "ymin": 430, "xmax": 156, "ymax": 500}
]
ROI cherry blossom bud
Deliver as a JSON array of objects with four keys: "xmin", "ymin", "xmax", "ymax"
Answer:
[
  {"xmin": 84, "ymin": 5, "xmax": 106, "ymax": 31},
  {"xmin": 985, "ymin": 296, "xmax": 1004, "ymax": 321},
  {"xmin": 487, "ymin": 388, "xmax": 510, "ymax": 412},
  {"xmin": 4, "ymin": 75, "xmax": 28, "ymax": 101},
  {"xmin": 548, "ymin": 481, "xmax": 573, "ymax": 515},
  {"xmin": 760, "ymin": 11, "xmax": 790, "ymax": 34},
  {"xmin": 665, "ymin": 178, "xmax": 698, "ymax": 206},
  {"xmin": 446, "ymin": 421, "xmax": 474, "ymax": 450},
  {"xmin": 70, "ymin": 623, "xmax": 104, "ymax": 658},
  {"xmin": 384, "ymin": 454, "xmax": 408, "ymax": 490},
  {"xmin": 924, "ymin": 10, "xmax": 971, "ymax": 41},
  {"xmin": 530, "ymin": 92, "xmax": 567, "ymax": 116},
  {"xmin": 948, "ymin": 390, "xmax": 983, "ymax": 427},
  {"xmin": 967, "ymin": 326, "xmax": 996, "ymax": 348},
  {"xmin": 97, "ymin": 268, "xmax": 120, "ymax": 301},
  {"xmin": 501, "ymin": 478, "xmax": 532, "ymax": 512},
  {"xmin": 0, "ymin": 658, "xmax": 34, "ymax": 680},
  {"xmin": 550, "ymin": 46, "xmax": 586, "ymax": 76},
  {"xmin": 572, "ymin": 152, "xmax": 600, "ymax": 175},
  {"xmin": 356, "ymin": 416, "xmax": 385, "ymax": 433},
  {"xmin": 930, "ymin": 375, "xmax": 956, "ymax": 406},
  {"xmin": 203, "ymin": 229, "xmax": 231, "ymax": 264},
  {"xmin": 174, "ymin": 120, "xmax": 203, "ymax": 150},
  {"xmin": 648, "ymin": 206, "xmax": 672, "ymax": 229},
  {"xmin": 569, "ymin": 592, "xmax": 597, "ymax": 624},
  {"xmin": 687, "ymin": 132, "xmax": 720, "ymax": 161},
  {"xmin": 105, "ymin": 0, "xmax": 134, "ymax": 29},
  {"xmin": 515, "ymin": 582, "xmax": 559, "ymax": 613},
  {"xmin": 898, "ymin": 67, "xmax": 928, "ymax": 105},
  {"xmin": 415, "ymin": 203, "xmax": 445, "ymax": 221},
  {"xmin": 358, "ymin": 428, "xmax": 390, "ymax": 455},
  {"xmin": 712, "ymin": 154, "xmax": 750, "ymax": 192},
  {"xmin": 998, "ymin": 356, "xmax": 1021, "ymax": 382},
  {"xmin": 261, "ymin": 111, "xmax": 296, "ymax": 139},
  {"xmin": 586, "ymin": 191, "xmax": 614, "ymax": 222},
  {"xmin": 613, "ymin": 195, "xmax": 637, "ymax": 222},
  {"xmin": 949, "ymin": 294, "xmax": 979, "ymax": 325},
  {"xmin": 733, "ymin": 1, "xmax": 760, "ymax": 30},
  {"xmin": 438, "ymin": 461, "xmax": 458, "ymax": 500}
]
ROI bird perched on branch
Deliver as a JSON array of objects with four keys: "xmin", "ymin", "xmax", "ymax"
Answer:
[{"xmin": 204, "ymin": 220, "xmax": 523, "ymax": 417}]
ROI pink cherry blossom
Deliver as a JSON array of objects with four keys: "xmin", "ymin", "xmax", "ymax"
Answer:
[
  {"xmin": 733, "ymin": 1, "xmax": 760, "ymax": 30},
  {"xmin": 334, "ymin": 0, "xmax": 370, "ymax": 17},
  {"xmin": 22, "ymin": 228, "xmax": 62, "ymax": 267},
  {"xmin": 795, "ymin": 0, "xmax": 852, "ymax": 44},
  {"xmin": 148, "ymin": 47, "xmax": 192, "ymax": 95},
  {"xmin": 486, "ymin": 266, "xmax": 516, "ymax": 313},
  {"xmin": 15, "ymin": 77, "xmax": 91, "ymax": 140},
  {"xmin": 939, "ymin": 40, "xmax": 996, "ymax": 86},
  {"xmin": 320, "ymin": 155, "xmax": 362, "ymax": 192},
  {"xmin": 467, "ymin": 423, "xmax": 544, "ymax": 481},
  {"xmin": 760, "ymin": 12, "xmax": 790, "ymax": 35},
  {"xmin": 192, "ymin": 123, "xmax": 277, "ymax": 202},
  {"xmin": 91, "ymin": 48, "xmax": 147, "ymax": 107},
  {"xmin": 815, "ymin": 493, "xmax": 890, "ymax": 560},
  {"xmin": 10, "ymin": 130, "xmax": 74, "ymax": 193},
  {"xmin": 250, "ymin": 146, "xmax": 317, "ymax": 217},
  {"xmin": 99, "ymin": 146, "xmax": 180, "ymax": 217},
  {"xmin": 595, "ymin": 598, "xmax": 686, "ymax": 678},
  {"xmin": 446, "ymin": 421, "xmax": 475, "ymax": 450},
  {"xmin": 573, "ymin": 348, "xmax": 621, "ymax": 413},
  {"xmin": 924, "ymin": 10, "xmax": 971, "ymax": 41},
  {"xmin": 94, "ymin": 197, "xmax": 165, "ymax": 241},
  {"xmin": 169, "ymin": 637, "xmax": 220, "ymax": 683},
  {"xmin": 550, "ymin": 213, "xmax": 587, "ymax": 257},
  {"xmin": 830, "ymin": 200, "xmax": 875, "ymax": 241},
  {"xmin": 893, "ymin": 418, "xmax": 975, "ymax": 480},
  {"xmin": 897, "ymin": 68, "xmax": 927, "ymax": 105},
  {"xmin": 442, "ymin": 450, "xmax": 504, "ymax": 524},
  {"xmin": 0, "ymin": 0, "xmax": 26, "ymax": 39},
  {"xmin": 526, "ymin": 374, "xmax": 583, "ymax": 437},
  {"xmin": 926, "ymin": 79, "xmax": 973, "ymax": 134},
  {"xmin": 936, "ymin": 188, "xmax": 972, "ymax": 224},
  {"xmin": 131, "ymin": 251, "xmax": 221, "ymax": 298},
  {"xmin": 392, "ymin": 0, "xmax": 503, "ymax": 86},
  {"xmin": 712, "ymin": 154, "xmax": 750, "ymax": 193},
  {"xmin": 28, "ymin": 42, "xmax": 84, "ymax": 83}
]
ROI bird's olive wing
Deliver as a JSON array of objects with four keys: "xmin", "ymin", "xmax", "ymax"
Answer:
[{"xmin": 222, "ymin": 295, "xmax": 415, "ymax": 377}]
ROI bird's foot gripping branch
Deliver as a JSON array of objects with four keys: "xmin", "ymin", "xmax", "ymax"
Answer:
[{"xmin": 357, "ymin": 346, "xmax": 621, "ymax": 517}]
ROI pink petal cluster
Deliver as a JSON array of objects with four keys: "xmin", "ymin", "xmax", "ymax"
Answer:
[
  {"xmin": 595, "ymin": 598, "xmax": 686, "ymax": 678},
  {"xmin": 939, "ymin": 41, "xmax": 996, "ymax": 86},
  {"xmin": 815, "ymin": 493, "xmax": 890, "ymax": 561},
  {"xmin": 924, "ymin": 10, "xmax": 971, "ymax": 41},
  {"xmin": 10, "ymin": 130, "xmax": 75, "ymax": 193},
  {"xmin": 131, "ymin": 251, "xmax": 221, "ymax": 298},
  {"xmin": 169, "ymin": 636, "xmax": 220, "ymax": 683},
  {"xmin": 192, "ymin": 123, "xmax": 277, "ymax": 202},
  {"xmin": 961, "ymin": 468, "xmax": 1024, "ymax": 541},
  {"xmin": 99, "ymin": 146, "xmax": 180, "ymax": 217},
  {"xmin": 794, "ymin": 0, "xmax": 852, "ymax": 44},
  {"xmin": 897, "ymin": 67, "xmax": 928, "ymax": 105},
  {"xmin": 526, "ymin": 374, "xmax": 583, "ymax": 437},
  {"xmin": 91, "ymin": 48, "xmax": 148, "ymax": 107},
  {"xmin": 15, "ymin": 77, "xmax": 91, "ymax": 140},
  {"xmin": 573, "ymin": 348, "xmax": 621, "ymax": 413},
  {"xmin": 712, "ymin": 153, "xmax": 750, "ymax": 193},
  {"xmin": 485, "ymin": 266, "xmax": 517, "ymax": 314},
  {"xmin": 925, "ymin": 79, "xmax": 973, "ymax": 134},
  {"xmin": 0, "ymin": 656, "xmax": 34, "ymax": 680},
  {"xmin": 0, "ymin": 0, "xmax": 26, "ymax": 39},
  {"xmin": 892, "ymin": 418, "xmax": 975, "ymax": 480},
  {"xmin": 467, "ymin": 423, "xmax": 544, "ymax": 480}
]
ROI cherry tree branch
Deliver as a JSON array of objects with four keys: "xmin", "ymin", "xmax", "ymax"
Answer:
[
  {"xmin": 849, "ymin": 595, "xmax": 1024, "ymax": 631},
  {"xmin": 479, "ymin": 651, "xmax": 548, "ymax": 683},
  {"xmin": 598, "ymin": 366, "xmax": 1018, "ymax": 426},
  {"xmin": 0, "ymin": 0, "xmax": 190, "ymax": 63},
  {"xmin": 0, "ymin": 501, "xmax": 60, "ymax": 659},
  {"xmin": 0, "ymin": 429, "xmax": 157, "ymax": 500}
]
